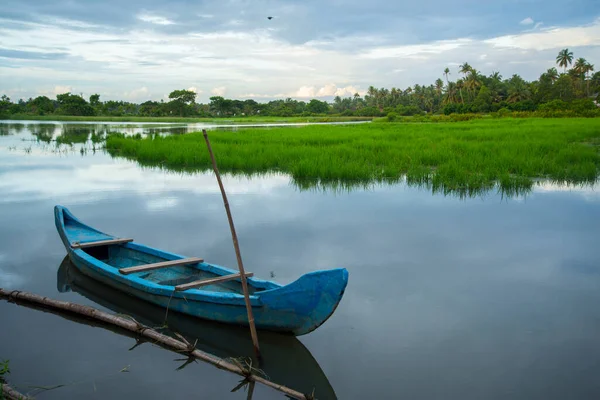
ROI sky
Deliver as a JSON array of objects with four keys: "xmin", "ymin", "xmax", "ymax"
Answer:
[{"xmin": 0, "ymin": 0, "xmax": 599, "ymax": 103}]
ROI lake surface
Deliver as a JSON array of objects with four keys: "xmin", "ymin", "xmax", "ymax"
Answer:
[{"xmin": 1, "ymin": 121, "xmax": 600, "ymax": 399}]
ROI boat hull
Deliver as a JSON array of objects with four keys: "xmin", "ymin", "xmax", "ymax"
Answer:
[{"xmin": 54, "ymin": 205, "xmax": 348, "ymax": 335}]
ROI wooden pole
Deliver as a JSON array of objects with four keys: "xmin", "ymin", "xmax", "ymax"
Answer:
[
  {"xmin": 0, "ymin": 289, "xmax": 306, "ymax": 399},
  {"xmin": 201, "ymin": 129, "xmax": 260, "ymax": 359}
]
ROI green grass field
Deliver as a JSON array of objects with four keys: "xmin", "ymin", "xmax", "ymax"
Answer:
[
  {"xmin": 2, "ymin": 114, "xmax": 371, "ymax": 123},
  {"xmin": 105, "ymin": 118, "xmax": 600, "ymax": 196}
]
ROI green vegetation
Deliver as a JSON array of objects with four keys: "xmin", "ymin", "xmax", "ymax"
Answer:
[
  {"xmin": 106, "ymin": 119, "xmax": 600, "ymax": 197},
  {"xmin": 0, "ymin": 114, "xmax": 370, "ymax": 123},
  {"xmin": 1, "ymin": 49, "xmax": 598, "ymax": 120},
  {"xmin": 0, "ymin": 359, "xmax": 9, "ymax": 382}
]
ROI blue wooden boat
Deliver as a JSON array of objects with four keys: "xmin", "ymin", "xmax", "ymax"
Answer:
[
  {"xmin": 56, "ymin": 256, "xmax": 338, "ymax": 399},
  {"xmin": 54, "ymin": 205, "xmax": 348, "ymax": 336}
]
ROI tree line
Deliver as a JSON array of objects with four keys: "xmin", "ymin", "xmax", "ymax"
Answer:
[{"xmin": 1, "ymin": 49, "xmax": 598, "ymax": 118}]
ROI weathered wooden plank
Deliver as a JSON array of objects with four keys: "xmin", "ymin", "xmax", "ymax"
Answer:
[
  {"xmin": 71, "ymin": 238, "xmax": 133, "ymax": 249},
  {"xmin": 119, "ymin": 257, "xmax": 204, "ymax": 275},
  {"xmin": 175, "ymin": 272, "xmax": 254, "ymax": 291}
]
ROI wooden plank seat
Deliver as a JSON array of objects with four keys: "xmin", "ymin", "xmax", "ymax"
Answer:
[
  {"xmin": 175, "ymin": 272, "xmax": 254, "ymax": 291},
  {"xmin": 71, "ymin": 238, "xmax": 133, "ymax": 249},
  {"xmin": 119, "ymin": 257, "xmax": 204, "ymax": 275}
]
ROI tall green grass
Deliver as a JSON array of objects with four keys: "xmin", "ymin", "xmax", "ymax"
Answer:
[{"xmin": 106, "ymin": 118, "xmax": 600, "ymax": 196}]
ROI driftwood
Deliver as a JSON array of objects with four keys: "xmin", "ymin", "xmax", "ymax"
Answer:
[
  {"xmin": 0, "ymin": 288, "xmax": 309, "ymax": 400},
  {"xmin": 1, "ymin": 383, "xmax": 32, "ymax": 400}
]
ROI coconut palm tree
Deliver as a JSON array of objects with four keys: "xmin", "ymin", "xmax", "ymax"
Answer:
[
  {"xmin": 443, "ymin": 67, "xmax": 450, "ymax": 84},
  {"xmin": 490, "ymin": 71, "xmax": 502, "ymax": 82},
  {"xmin": 456, "ymin": 79, "xmax": 465, "ymax": 103},
  {"xmin": 546, "ymin": 67, "xmax": 559, "ymax": 83},
  {"xmin": 573, "ymin": 58, "xmax": 590, "ymax": 93},
  {"xmin": 435, "ymin": 78, "xmax": 444, "ymax": 96},
  {"xmin": 443, "ymin": 82, "xmax": 459, "ymax": 104},
  {"xmin": 584, "ymin": 62, "xmax": 595, "ymax": 96},
  {"xmin": 459, "ymin": 62, "xmax": 472, "ymax": 78},
  {"xmin": 556, "ymin": 49, "xmax": 574, "ymax": 73},
  {"xmin": 465, "ymin": 69, "xmax": 481, "ymax": 101},
  {"xmin": 507, "ymin": 74, "xmax": 531, "ymax": 103},
  {"xmin": 573, "ymin": 58, "xmax": 588, "ymax": 75}
]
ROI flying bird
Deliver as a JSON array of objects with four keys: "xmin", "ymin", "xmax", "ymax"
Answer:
[{"xmin": 267, "ymin": 16, "xmax": 273, "ymax": 20}]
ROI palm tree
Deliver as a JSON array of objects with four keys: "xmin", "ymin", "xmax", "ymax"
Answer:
[
  {"xmin": 459, "ymin": 62, "xmax": 472, "ymax": 78},
  {"xmin": 490, "ymin": 71, "xmax": 502, "ymax": 82},
  {"xmin": 443, "ymin": 82, "xmax": 459, "ymax": 104},
  {"xmin": 456, "ymin": 79, "xmax": 465, "ymax": 103},
  {"xmin": 556, "ymin": 49, "xmax": 574, "ymax": 73},
  {"xmin": 443, "ymin": 67, "xmax": 450, "ymax": 84},
  {"xmin": 573, "ymin": 57, "xmax": 587, "ymax": 75},
  {"xmin": 584, "ymin": 62, "xmax": 595, "ymax": 96},
  {"xmin": 366, "ymin": 86, "xmax": 377, "ymax": 107},
  {"xmin": 507, "ymin": 74, "xmax": 531, "ymax": 103},
  {"xmin": 465, "ymin": 69, "xmax": 481, "ymax": 101},
  {"xmin": 435, "ymin": 78, "xmax": 444, "ymax": 96},
  {"xmin": 546, "ymin": 68, "xmax": 559, "ymax": 83},
  {"xmin": 573, "ymin": 58, "xmax": 589, "ymax": 93}
]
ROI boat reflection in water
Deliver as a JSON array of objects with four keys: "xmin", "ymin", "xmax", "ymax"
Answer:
[{"xmin": 57, "ymin": 256, "xmax": 337, "ymax": 399}]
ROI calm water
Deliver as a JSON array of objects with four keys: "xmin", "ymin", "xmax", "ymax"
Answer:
[{"xmin": 1, "ymin": 121, "xmax": 600, "ymax": 399}]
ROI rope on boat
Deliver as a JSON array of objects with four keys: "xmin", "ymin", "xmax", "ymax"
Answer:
[{"xmin": 0, "ymin": 288, "xmax": 309, "ymax": 400}]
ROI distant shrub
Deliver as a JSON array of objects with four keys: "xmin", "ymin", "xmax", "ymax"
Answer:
[
  {"xmin": 386, "ymin": 112, "xmax": 398, "ymax": 122},
  {"xmin": 538, "ymin": 99, "xmax": 569, "ymax": 111},
  {"xmin": 396, "ymin": 105, "xmax": 423, "ymax": 116},
  {"xmin": 508, "ymin": 100, "xmax": 536, "ymax": 112},
  {"xmin": 497, "ymin": 108, "xmax": 512, "ymax": 117}
]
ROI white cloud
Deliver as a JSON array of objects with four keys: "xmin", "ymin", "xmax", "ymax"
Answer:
[
  {"xmin": 53, "ymin": 85, "xmax": 72, "ymax": 95},
  {"xmin": 187, "ymin": 86, "xmax": 203, "ymax": 94},
  {"xmin": 1, "ymin": 15, "xmax": 600, "ymax": 102},
  {"xmin": 146, "ymin": 197, "xmax": 179, "ymax": 211},
  {"xmin": 520, "ymin": 17, "xmax": 534, "ymax": 26},
  {"xmin": 485, "ymin": 20, "xmax": 600, "ymax": 50},
  {"xmin": 137, "ymin": 13, "xmax": 175, "ymax": 25},
  {"xmin": 211, "ymin": 86, "xmax": 227, "ymax": 96},
  {"xmin": 123, "ymin": 86, "xmax": 149, "ymax": 101},
  {"xmin": 34, "ymin": 85, "xmax": 73, "ymax": 98},
  {"xmin": 360, "ymin": 39, "xmax": 473, "ymax": 59},
  {"xmin": 288, "ymin": 84, "xmax": 365, "ymax": 98},
  {"xmin": 0, "ymin": 161, "xmax": 291, "ymax": 204}
]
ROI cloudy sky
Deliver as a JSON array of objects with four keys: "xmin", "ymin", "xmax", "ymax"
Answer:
[{"xmin": 0, "ymin": 0, "xmax": 599, "ymax": 103}]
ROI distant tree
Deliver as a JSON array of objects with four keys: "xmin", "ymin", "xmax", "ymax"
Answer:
[
  {"xmin": 28, "ymin": 96, "xmax": 55, "ymax": 115},
  {"xmin": 507, "ymin": 74, "xmax": 531, "ymax": 103},
  {"xmin": 474, "ymin": 85, "xmax": 492, "ymax": 112},
  {"xmin": 443, "ymin": 82, "xmax": 459, "ymax": 104},
  {"xmin": 443, "ymin": 67, "xmax": 450, "ymax": 85},
  {"xmin": 89, "ymin": 94, "xmax": 100, "ymax": 106},
  {"xmin": 490, "ymin": 71, "xmax": 502, "ymax": 81},
  {"xmin": 556, "ymin": 49, "xmax": 574, "ymax": 73},
  {"xmin": 209, "ymin": 96, "xmax": 232, "ymax": 116},
  {"xmin": 306, "ymin": 99, "xmax": 330, "ymax": 114},
  {"xmin": 168, "ymin": 89, "xmax": 197, "ymax": 116},
  {"xmin": 554, "ymin": 74, "xmax": 575, "ymax": 101},
  {"xmin": 459, "ymin": 62, "xmax": 472, "ymax": 77},
  {"xmin": 0, "ymin": 95, "xmax": 11, "ymax": 114},
  {"xmin": 56, "ymin": 92, "xmax": 95, "ymax": 116},
  {"xmin": 546, "ymin": 68, "xmax": 559, "ymax": 83},
  {"xmin": 465, "ymin": 69, "xmax": 481, "ymax": 101},
  {"xmin": 435, "ymin": 79, "xmax": 444, "ymax": 96}
]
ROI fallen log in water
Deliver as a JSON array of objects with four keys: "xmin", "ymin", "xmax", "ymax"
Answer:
[
  {"xmin": 0, "ymin": 288, "xmax": 310, "ymax": 400},
  {"xmin": 1, "ymin": 383, "xmax": 32, "ymax": 400}
]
